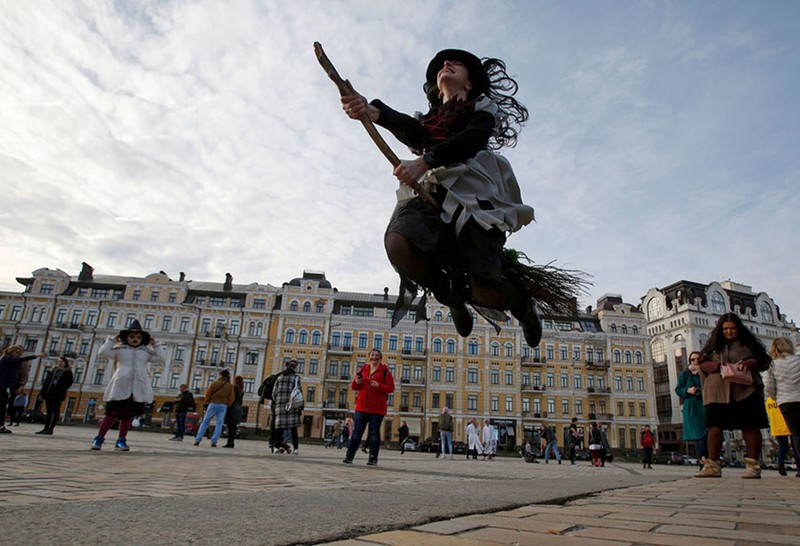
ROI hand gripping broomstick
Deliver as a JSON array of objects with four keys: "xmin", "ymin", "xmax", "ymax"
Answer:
[{"xmin": 313, "ymin": 42, "xmax": 440, "ymax": 210}]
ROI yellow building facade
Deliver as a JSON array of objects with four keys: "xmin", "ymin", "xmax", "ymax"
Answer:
[{"xmin": 0, "ymin": 265, "xmax": 657, "ymax": 453}]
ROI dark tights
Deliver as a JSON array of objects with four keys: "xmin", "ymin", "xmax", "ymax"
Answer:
[{"xmin": 708, "ymin": 427, "xmax": 762, "ymax": 460}]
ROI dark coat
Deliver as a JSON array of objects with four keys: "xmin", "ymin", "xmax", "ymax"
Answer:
[
  {"xmin": 272, "ymin": 371, "xmax": 302, "ymax": 428},
  {"xmin": 41, "ymin": 368, "xmax": 74, "ymax": 402},
  {"xmin": 0, "ymin": 354, "xmax": 36, "ymax": 389},
  {"xmin": 227, "ymin": 386, "xmax": 244, "ymax": 426}
]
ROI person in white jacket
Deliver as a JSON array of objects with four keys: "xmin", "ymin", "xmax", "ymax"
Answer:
[
  {"xmin": 90, "ymin": 320, "xmax": 166, "ymax": 451},
  {"xmin": 466, "ymin": 417, "xmax": 484, "ymax": 459},
  {"xmin": 765, "ymin": 337, "xmax": 800, "ymax": 476},
  {"xmin": 481, "ymin": 419, "xmax": 497, "ymax": 460}
]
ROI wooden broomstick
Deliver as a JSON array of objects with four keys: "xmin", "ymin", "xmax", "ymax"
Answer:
[{"xmin": 313, "ymin": 42, "xmax": 440, "ymax": 210}]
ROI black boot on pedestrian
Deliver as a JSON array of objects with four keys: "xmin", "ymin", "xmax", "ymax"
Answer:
[{"xmin": 778, "ymin": 463, "xmax": 787, "ymax": 476}]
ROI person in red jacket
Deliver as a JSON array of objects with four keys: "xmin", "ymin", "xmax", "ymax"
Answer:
[
  {"xmin": 641, "ymin": 425, "xmax": 655, "ymax": 469},
  {"xmin": 343, "ymin": 349, "xmax": 395, "ymax": 466}
]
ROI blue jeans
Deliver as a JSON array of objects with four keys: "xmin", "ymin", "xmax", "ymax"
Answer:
[
  {"xmin": 440, "ymin": 431, "xmax": 453, "ymax": 456},
  {"xmin": 544, "ymin": 440, "xmax": 561, "ymax": 462},
  {"xmin": 346, "ymin": 411, "xmax": 384, "ymax": 462},
  {"xmin": 195, "ymin": 403, "xmax": 227, "ymax": 444},
  {"xmin": 174, "ymin": 411, "xmax": 187, "ymax": 438}
]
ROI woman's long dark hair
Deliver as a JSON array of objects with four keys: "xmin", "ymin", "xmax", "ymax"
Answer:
[
  {"xmin": 482, "ymin": 57, "xmax": 529, "ymax": 150},
  {"xmin": 699, "ymin": 313, "xmax": 770, "ymax": 368}
]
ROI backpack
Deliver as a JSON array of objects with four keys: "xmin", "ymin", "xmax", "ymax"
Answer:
[{"xmin": 258, "ymin": 373, "xmax": 280, "ymax": 402}]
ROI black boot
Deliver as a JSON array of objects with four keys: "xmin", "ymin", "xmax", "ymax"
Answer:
[
  {"xmin": 432, "ymin": 272, "xmax": 473, "ymax": 337},
  {"xmin": 513, "ymin": 300, "xmax": 542, "ymax": 347}
]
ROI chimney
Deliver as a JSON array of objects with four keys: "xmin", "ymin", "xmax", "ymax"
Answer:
[
  {"xmin": 78, "ymin": 262, "xmax": 94, "ymax": 281},
  {"xmin": 179, "ymin": 272, "xmax": 186, "ymax": 282},
  {"xmin": 223, "ymin": 273, "xmax": 233, "ymax": 291}
]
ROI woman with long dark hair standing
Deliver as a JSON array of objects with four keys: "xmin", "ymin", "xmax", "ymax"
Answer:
[
  {"xmin": 37, "ymin": 356, "xmax": 74, "ymax": 435},
  {"xmin": 695, "ymin": 313, "xmax": 770, "ymax": 478}
]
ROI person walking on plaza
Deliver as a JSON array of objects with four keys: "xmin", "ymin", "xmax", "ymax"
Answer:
[
  {"xmin": 9, "ymin": 389, "xmax": 28, "ymax": 426},
  {"xmin": 481, "ymin": 419, "xmax": 496, "ymax": 460},
  {"xmin": 588, "ymin": 422, "xmax": 604, "ymax": 467},
  {"xmin": 695, "ymin": 313, "xmax": 770, "ymax": 478},
  {"xmin": 193, "ymin": 369, "xmax": 234, "ymax": 448},
  {"xmin": 765, "ymin": 395, "xmax": 798, "ymax": 476},
  {"xmin": 170, "ymin": 384, "xmax": 195, "ymax": 441},
  {"xmin": 326, "ymin": 419, "xmax": 342, "ymax": 448},
  {"xmin": 37, "ymin": 356, "xmax": 74, "ymax": 435},
  {"xmin": 438, "ymin": 407, "xmax": 454, "ymax": 459},
  {"xmin": 565, "ymin": 417, "xmax": 581, "ymax": 465},
  {"xmin": 398, "ymin": 420, "xmax": 410, "ymax": 454},
  {"xmin": 764, "ymin": 336, "xmax": 800, "ymax": 477},
  {"xmin": 91, "ymin": 320, "xmax": 166, "ymax": 451},
  {"xmin": 224, "ymin": 375, "xmax": 244, "ymax": 448},
  {"xmin": 0, "ymin": 345, "xmax": 43, "ymax": 434},
  {"xmin": 343, "ymin": 350, "xmax": 395, "ymax": 466},
  {"xmin": 599, "ymin": 424, "xmax": 611, "ymax": 466},
  {"xmin": 640, "ymin": 425, "xmax": 655, "ymax": 469},
  {"xmin": 466, "ymin": 417, "xmax": 483, "ymax": 460},
  {"xmin": 271, "ymin": 360, "xmax": 304, "ymax": 455},
  {"xmin": 542, "ymin": 425, "xmax": 561, "ymax": 464},
  {"xmin": 676, "ymin": 352, "xmax": 708, "ymax": 462}
]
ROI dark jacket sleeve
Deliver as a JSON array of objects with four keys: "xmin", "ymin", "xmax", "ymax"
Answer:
[{"xmin": 371, "ymin": 99, "xmax": 495, "ymax": 168}]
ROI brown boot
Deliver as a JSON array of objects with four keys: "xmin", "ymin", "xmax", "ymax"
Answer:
[
  {"xmin": 694, "ymin": 457, "xmax": 721, "ymax": 478},
  {"xmin": 741, "ymin": 457, "xmax": 761, "ymax": 479}
]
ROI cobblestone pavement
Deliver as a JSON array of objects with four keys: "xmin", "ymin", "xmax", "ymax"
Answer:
[{"xmin": 1, "ymin": 423, "xmax": 798, "ymax": 545}]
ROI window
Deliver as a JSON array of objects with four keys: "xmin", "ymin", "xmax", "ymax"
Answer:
[
  {"xmin": 150, "ymin": 290, "xmax": 159, "ymax": 302},
  {"xmin": 312, "ymin": 331, "xmax": 321, "ymax": 345},
  {"xmin": 491, "ymin": 369, "xmax": 499, "ymax": 384},
  {"xmin": 343, "ymin": 333, "xmax": 352, "ymax": 349},
  {"xmin": 491, "ymin": 396, "xmax": 499, "ymax": 412},
  {"xmin": 467, "ymin": 368, "xmax": 478, "ymax": 384},
  {"xmin": 562, "ymin": 399, "xmax": 569, "ymax": 415},
  {"xmin": 711, "ymin": 291, "xmax": 726, "ymax": 314},
  {"xmin": 522, "ymin": 397, "xmax": 530, "ymax": 413},
  {"xmin": 169, "ymin": 292, "xmax": 177, "ymax": 303},
  {"xmin": 303, "ymin": 301, "xmax": 311, "ymax": 312},
  {"xmin": 106, "ymin": 312, "xmax": 117, "ymax": 328},
  {"xmin": 191, "ymin": 375, "xmax": 201, "ymax": 390},
  {"xmin": 162, "ymin": 316, "xmax": 172, "ymax": 331},
  {"xmin": 285, "ymin": 330, "xmax": 295, "ymax": 343},
  {"xmin": 446, "ymin": 367, "xmax": 454, "ymax": 383},
  {"xmin": 40, "ymin": 283, "xmax": 54, "ymax": 294},
  {"xmin": 546, "ymin": 346, "xmax": 554, "ymax": 360},
  {"xmin": 175, "ymin": 346, "xmax": 184, "ymax": 361},
  {"xmin": 547, "ymin": 399, "xmax": 555, "ymax": 413},
  {"xmin": 446, "ymin": 339, "xmax": 455, "ymax": 354},
  {"xmin": 505, "ymin": 343, "xmax": 513, "ymax": 357},
  {"xmin": 289, "ymin": 301, "xmax": 298, "ymax": 312},
  {"xmin": 625, "ymin": 351, "xmax": 632, "ymax": 364},
  {"xmin": 132, "ymin": 289, "xmax": 141, "ymax": 301},
  {"xmin": 575, "ymin": 400, "xmax": 583, "ymax": 415},
  {"xmin": 144, "ymin": 315, "xmax": 154, "ymax": 330},
  {"xmin": 635, "ymin": 351, "xmax": 643, "ymax": 364},
  {"xmin": 200, "ymin": 319, "xmax": 211, "ymax": 334},
  {"xmin": 546, "ymin": 373, "xmax": 555, "ymax": 387},
  {"xmin": 628, "ymin": 402, "xmax": 635, "ymax": 416},
  {"xmin": 433, "ymin": 339, "xmax": 443, "ymax": 353},
  {"xmin": 180, "ymin": 317, "xmax": 190, "ymax": 333},
  {"xmin": 93, "ymin": 369, "xmax": 105, "ymax": 385},
  {"xmin": 298, "ymin": 330, "xmax": 308, "ymax": 344},
  {"xmin": 617, "ymin": 401, "xmax": 624, "ymax": 415},
  {"xmin": 316, "ymin": 302, "xmax": 324, "ymax": 313},
  {"xmin": 468, "ymin": 340, "xmax": 478, "ymax": 355},
  {"xmin": 613, "ymin": 349, "xmax": 621, "ymax": 363},
  {"xmin": 253, "ymin": 298, "xmax": 266, "ymax": 309},
  {"xmin": 573, "ymin": 375, "xmax": 582, "ymax": 389},
  {"xmin": 639, "ymin": 402, "xmax": 646, "ymax": 417},
  {"xmin": 359, "ymin": 333, "xmax": 367, "ymax": 349},
  {"xmin": 560, "ymin": 347, "xmax": 568, "ymax": 360},
  {"xmin": 505, "ymin": 396, "xmax": 513, "ymax": 412},
  {"xmin": 560, "ymin": 374, "xmax": 568, "ymax": 388},
  {"xmin": 432, "ymin": 393, "xmax": 440, "ymax": 409},
  {"xmin": 760, "ymin": 301, "xmax": 774, "ymax": 324},
  {"xmin": 373, "ymin": 334, "xmax": 382, "ymax": 349},
  {"xmin": 468, "ymin": 395, "xmax": 478, "ymax": 411},
  {"xmin": 389, "ymin": 336, "xmax": 398, "ymax": 351},
  {"xmin": 637, "ymin": 377, "xmax": 644, "ymax": 391},
  {"xmin": 433, "ymin": 367, "xmax": 441, "ymax": 382},
  {"xmin": 505, "ymin": 371, "xmax": 513, "ymax": 386},
  {"xmin": 610, "ymin": 324, "xmax": 617, "ymax": 333},
  {"xmin": 331, "ymin": 332, "xmax": 340, "ymax": 347},
  {"xmin": 533, "ymin": 399, "xmax": 541, "ymax": 414},
  {"xmin": 151, "ymin": 373, "xmax": 161, "ymax": 388},
  {"xmin": 309, "ymin": 359, "xmax": 318, "ymax": 375},
  {"xmin": 647, "ymin": 298, "xmax": 663, "ymax": 320},
  {"xmin": 573, "ymin": 347, "xmax": 581, "ymax": 361},
  {"xmin": 622, "ymin": 325, "xmax": 628, "ymax": 335},
  {"xmin": 614, "ymin": 376, "xmax": 622, "ymax": 390}
]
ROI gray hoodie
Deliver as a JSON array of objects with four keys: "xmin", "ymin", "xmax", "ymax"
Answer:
[{"xmin": 763, "ymin": 354, "xmax": 800, "ymax": 406}]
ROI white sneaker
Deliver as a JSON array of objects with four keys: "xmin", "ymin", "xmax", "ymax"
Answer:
[{"xmin": 292, "ymin": 449, "xmax": 299, "ymax": 456}]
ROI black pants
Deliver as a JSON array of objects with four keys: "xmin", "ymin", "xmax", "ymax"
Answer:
[
  {"xmin": 0, "ymin": 388, "xmax": 11, "ymax": 425},
  {"xmin": 643, "ymin": 446, "xmax": 653, "ymax": 466},
  {"xmin": 225, "ymin": 412, "xmax": 238, "ymax": 446},
  {"xmin": 271, "ymin": 426, "xmax": 298, "ymax": 451},
  {"xmin": 44, "ymin": 398, "xmax": 63, "ymax": 430}
]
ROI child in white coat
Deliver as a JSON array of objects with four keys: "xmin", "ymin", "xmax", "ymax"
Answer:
[{"xmin": 91, "ymin": 320, "xmax": 165, "ymax": 451}]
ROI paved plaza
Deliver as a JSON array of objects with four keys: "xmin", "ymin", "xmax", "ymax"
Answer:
[{"xmin": 0, "ymin": 423, "xmax": 798, "ymax": 545}]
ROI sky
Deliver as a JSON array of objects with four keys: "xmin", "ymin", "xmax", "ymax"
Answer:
[{"xmin": 1, "ymin": 1, "xmax": 798, "ymax": 323}]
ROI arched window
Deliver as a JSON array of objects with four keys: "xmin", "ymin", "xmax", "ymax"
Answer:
[
  {"xmin": 491, "ymin": 342, "xmax": 500, "ymax": 356},
  {"xmin": 647, "ymin": 297, "xmax": 664, "ymax": 320},
  {"xmin": 433, "ymin": 338, "xmax": 443, "ymax": 353},
  {"xmin": 699, "ymin": 333, "xmax": 708, "ymax": 346},
  {"xmin": 434, "ymin": 311, "xmax": 443, "ymax": 321},
  {"xmin": 613, "ymin": 349, "xmax": 621, "ymax": 363},
  {"xmin": 505, "ymin": 343, "xmax": 514, "ymax": 357},
  {"xmin": 760, "ymin": 302, "xmax": 774, "ymax": 324},
  {"xmin": 285, "ymin": 329, "xmax": 295, "ymax": 343},
  {"xmin": 303, "ymin": 301, "xmax": 311, "ymax": 312},
  {"xmin": 298, "ymin": 330, "xmax": 308, "ymax": 344},
  {"xmin": 635, "ymin": 351, "xmax": 643, "ymax": 364},
  {"xmin": 316, "ymin": 302, "xmax": 324, "ymax": 313},
  {"xmin": 611, "ymin": 324, "xmax": 617, "ymax": 333},
  {"xmin": 632, "ymin": 326, "xmax": 639, "ymax": 335},
  {"xmin": 446, "ymin": 312, "xmax": 453, "ymax": 323},
  {"xmin": 711, "ymin": 291, "xmax": 725, "ymax": 314},
  {"xmin": 624, "ymin": 350, "xmax": 632, "ymax": 364},
  {"xmin": 446, "ymin": 339, "xmax": 456, "ymax": 354},
  {"xmin": 312, "ymin": 331, "xmax": 321, "ymax": 345},
  {"xmin": 621, "ymin": 325, "xmax": 628, "ymax": 335},
  {"xmin": 289, "ymin": 301, "xmax": 298, "ymax": 312},
  {"xmin": 468, "ymin": 340, "xmax": 479, "ymax": 355}
]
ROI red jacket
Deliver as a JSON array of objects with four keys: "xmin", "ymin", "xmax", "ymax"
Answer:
[
  {"xmin": 641, "ymin": 429, "xmax": 655, "ymax": 448},
  {"xmin": 351, "ymin": 364, "xmax": 395, "ymax": 415}
]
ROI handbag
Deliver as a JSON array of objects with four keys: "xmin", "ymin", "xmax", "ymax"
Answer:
[
  {"xmin": 720, "ymin": 360, "xmax": 753, "ymax": 385},
  {"xmin": 287, "ymin": 376, "xmax": 304, "ymax": 411}
]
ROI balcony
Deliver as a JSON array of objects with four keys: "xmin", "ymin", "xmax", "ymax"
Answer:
[
  {"xmin": 327, "ymin": 343, "xmax": 354, "ymax": 355},
  {"xmin": 399, "ymin": 406, "xmax": 409, "ymax": 412},
  {"xmin": 589, "ymin": 412, "xmax": 614, "ymax": 421},
  {"xmin": 586, "ymin": 360, "xmax": 610, "ymax": 369},
  {"xmin": 55, "ymin": 322, "xmax": 85, "ymax": 331},
  {"xmin": 400, "ymin": 377, "xmax": 426, "ymax": 387},
  {"xmin": 521, "ymin": 384, "xmax": 547, "ymax": 394},
  {"xmin": 326, "ymin": 373, "xmax": 351, "ymax": 383},
  {"xmin": 520, "ymin": 356, "xmax": 546, "ymax": 367},
  {"xmin": 401, "ymin": 349, "xmax": 427, "ymax": 360},
  {"xmin": 195, "ymin": 359, "xmax": 223, "ymax": 369},
  {"xmin": 587, "ymin": 386, "xmax": 612, "ymax": 396}
]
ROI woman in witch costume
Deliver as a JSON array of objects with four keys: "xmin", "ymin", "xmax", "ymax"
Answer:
[
  {"xmin": 91, "ymin": 320, "xmax": 166, "ymax": 451},
  {"xmin": 341, "ymin": 49, "xmax": 545, "ymax": 344}
]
